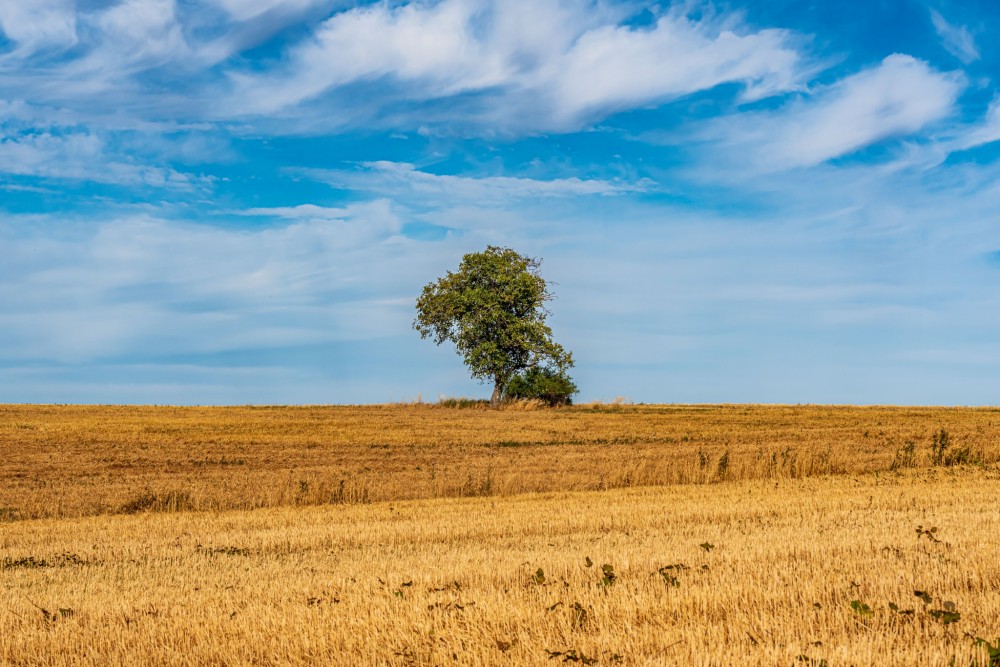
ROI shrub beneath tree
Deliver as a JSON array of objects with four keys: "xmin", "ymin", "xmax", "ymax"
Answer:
[{"xmin": 503, "ymin": 366, "xmax": 578, "ymax": 406}]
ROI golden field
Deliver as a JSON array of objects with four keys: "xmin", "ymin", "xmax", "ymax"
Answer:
[
  {"xmin": 2, "ymin": 404, "xmax": 999, "ymax": 665},
  {"xmin": 2, "ymin": 403, "xmax": 1000, "ymax": 520}
]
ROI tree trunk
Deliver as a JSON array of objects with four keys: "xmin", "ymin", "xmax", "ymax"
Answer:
[{"xmin": 490, "ymin": 382, "xmax": 503, "ymax": 407}]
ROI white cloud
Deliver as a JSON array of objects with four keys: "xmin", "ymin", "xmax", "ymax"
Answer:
[
  {"xmin": 226, "ymin": 0, "xmax": 808, "ymax": 131},
  {"xmin": 930, "ymin": 9, "xmax": 979, "ymax": 64},
  {"xmin": 545, "ymin": 14, "xmax": 802, "ymax": 123},
  {"xmin": 299, "ymin": 161, "xmax": 651, "ymax": 204},
  {"xmin": 704, "ymin": 55, "xmax": 963, "ymax": 172},
  {"xmin": 0, "ymin": 128, "xmax": 198, "ymax": 187},
  {"xmin": 0, "ymin": 1, "xmax": 810, "ymax": 141},
  {"xmin": 0, "ymin": 201, "xmax": 413, "ymax": 363},
  {"xmin": 0, "ymin": 1, "xmax": 77, "ymax": 57},
  {"xmin": 945, "ymin": 98, "xmax": 1000, "ymax": 153},
  {"xmin": 879, "ymin": 97, "xmax": 1000, "ymax": 172},
  {"xmin": 212, "ymin": 0, "xmax": 329, "ymax": 21},
  {"xmin": 92, "ymin": 0, "xmax": 187, "ymax": 64},
  {"xmin": 238, "ymin": 199, "xmax": 404, "ymax": 245}
]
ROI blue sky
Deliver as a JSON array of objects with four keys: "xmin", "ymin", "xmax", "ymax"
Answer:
[{"xmin": 2, "ymin": 0, "xmax": 999, "ymax": 405}]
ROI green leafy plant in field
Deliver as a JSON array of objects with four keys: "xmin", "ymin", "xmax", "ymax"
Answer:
[
  {"xmin": 890, "ymin": 440, "xmax": 918, "ymax": 470},
  {"xmin": 850, "ymin": 600, "xmax": 873, "ymax": 616},
  {"xmin": 930, "ymin": 428, "xmax": 978, "ymax": 466},
  {"xmin": 858, "ymin": 589, "xmax": 962, "ymax": 626},
  {"xmin": 655, "ymin": 563, "xmax": 689, "ymax": 588},
  {"xmin": 599, "ymin": 563, "xmax": 617, "ymax": 587},
  {"xmin": 966, "ymin": 635, "xmax": 1000, "ymax": 667}
]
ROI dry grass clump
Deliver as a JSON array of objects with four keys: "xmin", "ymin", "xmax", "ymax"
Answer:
[
  {"xmin": 2, "ymin": 404, "xmax": 999, "ymax": 520},
  {"xmin": 2, "ymin": 468, "xmax": 998, "ymax": 666}
]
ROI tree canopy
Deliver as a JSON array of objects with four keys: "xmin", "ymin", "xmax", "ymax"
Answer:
[{"xmin": 414, "ymin": 246, "xmax": 574, "ymax": 406}]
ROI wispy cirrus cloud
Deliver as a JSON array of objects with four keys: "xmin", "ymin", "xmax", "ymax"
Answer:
[
  {"xmin": 0, "ymin": 200, "xmax": 412, "ymax": 364},
  {"xmin": 0, "ymin": 0, "xmax": 812, "ymax": 189},
  {"xmin": 298, "ymin": 161, "xmax": 652, "ymax": 204},
  {"xmin": 698, "ymin": 54, "xmax": 963, "ymax": 173},
  {"xmin": 210, "ymin": 0, "xmax": 334, "ymax": 21},
  {"xmin": 0, "ymin": 1, "xmax": 77, "ymax": 57},
  {"xmin": 930, "ymin": 8, "xmax": 979, "ymax": 64},
  {"xmin": 0, "ymin": 128, "xmax": 200, "ymax": 188},
  {"xmin": 225, "ymin": 0, "xmax": 810, "ymax": 132}
]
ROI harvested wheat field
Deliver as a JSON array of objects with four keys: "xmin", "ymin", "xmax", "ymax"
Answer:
[
  {"xmin": 2, "ymin": 405, "xmax": 999, "ymax": 666},
  {"xmin": 2, "ymin": 403, "xmax": 1000, "ymax": 520}
]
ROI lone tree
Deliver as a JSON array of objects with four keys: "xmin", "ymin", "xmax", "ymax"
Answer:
[{"xmin": 414, "ymin": 246, "xmax": 574, "ymax": 406}]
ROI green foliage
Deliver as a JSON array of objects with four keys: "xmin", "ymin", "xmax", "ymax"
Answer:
[
  {"xmin": 968, "ymin": 635, "xmax": 1000, "ymax": 667},
  {"xmin": 928, "ymin": 608, "xmax": 961, "ymax": 624},
  {"xmin": 890, "ymin": 440, "xmax": 917, "ymax": 470},
  {"xmin": 655, "ymin": 563, "xmax": 689, "ymax": 587},
  {"xmin": 503, "ymin": 366, "xmax": 578, "ymax": 406},
  {"xmin": 931, "ymin": 428, "xmax": 950, "ymax": 465},
  {"xmin": 853, "ymin": 588, "xmax": 965, "ymax": 630},
  {"xmin": 414, "ymin": 246, "xmax": 574, "ymax": 405},
  {"xmin": 850, "ymin": 600, "xmax": 873, "ymax": 616},
  {"xmin": 929, "ymin": 428, "xmax": 976, "ymax": 466},
  {"xmin": 599, "ymin": 563, "xmax": 617, "ymax": 587}
]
